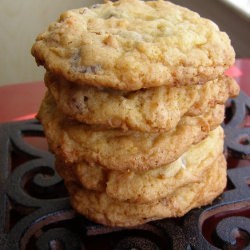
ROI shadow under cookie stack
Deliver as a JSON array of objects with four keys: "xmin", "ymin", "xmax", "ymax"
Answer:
[{"xmin": 32, "ymin": 0, "xmax": 239, "ymax": 227}]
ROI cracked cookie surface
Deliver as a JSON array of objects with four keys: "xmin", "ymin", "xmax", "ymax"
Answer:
[
  {"xmin": 32, "ymin": 0, "xmax": 235, "ymax": 90},
  {"xmin": 46, "ymin": 72, "xmax": 239, "ymax": 132},
  {"xmin": 65, "ymin": 154, "xmax": 226, "ymax": 227},
  {"xmin": 56, "ymin": 126, "xmax": 224, "ymax": 204},
  {"xmin": 37, "ymin": 92, "xmax": 225, "ymax": 171}
]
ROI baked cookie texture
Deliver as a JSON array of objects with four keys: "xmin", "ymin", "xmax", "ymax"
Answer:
[
  {"xmin": 46, "ymin": 72, "xmax": 239, "ymax": 132},
  {"xmin": 32, "ymin": 0, "xmax": 239, "ymax": 228},
  {"xmin": 65, "ymin": 154, "xmax": 227, "ymax": 227},
  {"xmin": 32, "ymin": 0, "xmax": 235, "ymax": 90},
  {"xmin": 56, "ymin": 126, "xmax": 224, "ymax": 204},
  {"xmin": 37, "ymin": 93, "xmax": 225, "ymax": 171}
]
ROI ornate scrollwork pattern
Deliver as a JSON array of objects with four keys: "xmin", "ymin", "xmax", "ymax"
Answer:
[{"xmin": 0, "ymin": 90, "xmax": 250, "ymax": 249}]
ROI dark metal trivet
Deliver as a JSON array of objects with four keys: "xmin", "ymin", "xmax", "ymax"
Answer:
[{"xmin": 0, "ymin": 91, "xmax": 250, "ymax": 250}]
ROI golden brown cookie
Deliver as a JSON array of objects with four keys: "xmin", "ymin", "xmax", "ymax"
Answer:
[
  {"xmin": 56, "ymin": 126, "xmax": 224, "ymax": 203},
  {"xmin": 32, "ymin": 0, "xmax": 235, "ymax": 91},
  {"xmin": 65, "ymin": 154, "xmax": 226, "ymax": 227},
  {"xmin": 37, "ymin": 93, "xmax": 225, "ymax": 171},
  {"xmin": 55, "ymin": 158, "xmax": 107, "ymax": 193},
  {"xmin": 46, "ymin": 72, "xmax": 239, "ymax": 132}
]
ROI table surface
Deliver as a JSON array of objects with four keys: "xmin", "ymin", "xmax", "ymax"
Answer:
[
  {"xmin": 0, "ymin": 58, "xmax": 250, "ymax": 124},
  {"xmin": 0, "ymin": 81, "xmax": 45, "ymax": 123}
]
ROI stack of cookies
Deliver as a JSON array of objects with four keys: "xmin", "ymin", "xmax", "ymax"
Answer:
[{"xmin": 32, "ymin": 0, "xmax": 239, "ymax": 227}]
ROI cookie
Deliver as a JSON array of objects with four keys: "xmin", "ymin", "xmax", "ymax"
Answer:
[
  {"xmin": 65, "ymin": 154, "xmax": 226, "ymax": 227},
  {"xmin": 56, "ymin": 158, "xmax": 107, "ymax": 193},
  {"xmin": 46, "ymin": 72, "xmax": 239, "ymax": 132},
  {"xmin": 37, "ymin": 93, "xmax": 224, "ymax": 171},
  {"xmin": 32, "ymin": 0, "xmax": 235, "ymax": 91},
  {"xmin": 56, "ymin": 126, "xmax": 224, "ymax": 203}
]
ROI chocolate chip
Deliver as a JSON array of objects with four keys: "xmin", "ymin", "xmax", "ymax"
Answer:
[{"xmin": 78, "ymin": 65, "xmax": 102, "ymax": 74}]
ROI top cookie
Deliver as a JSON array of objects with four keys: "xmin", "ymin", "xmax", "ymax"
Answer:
[{"xmin": 32, "ymin": 0, "xmax": 235, "ymax": 90}]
